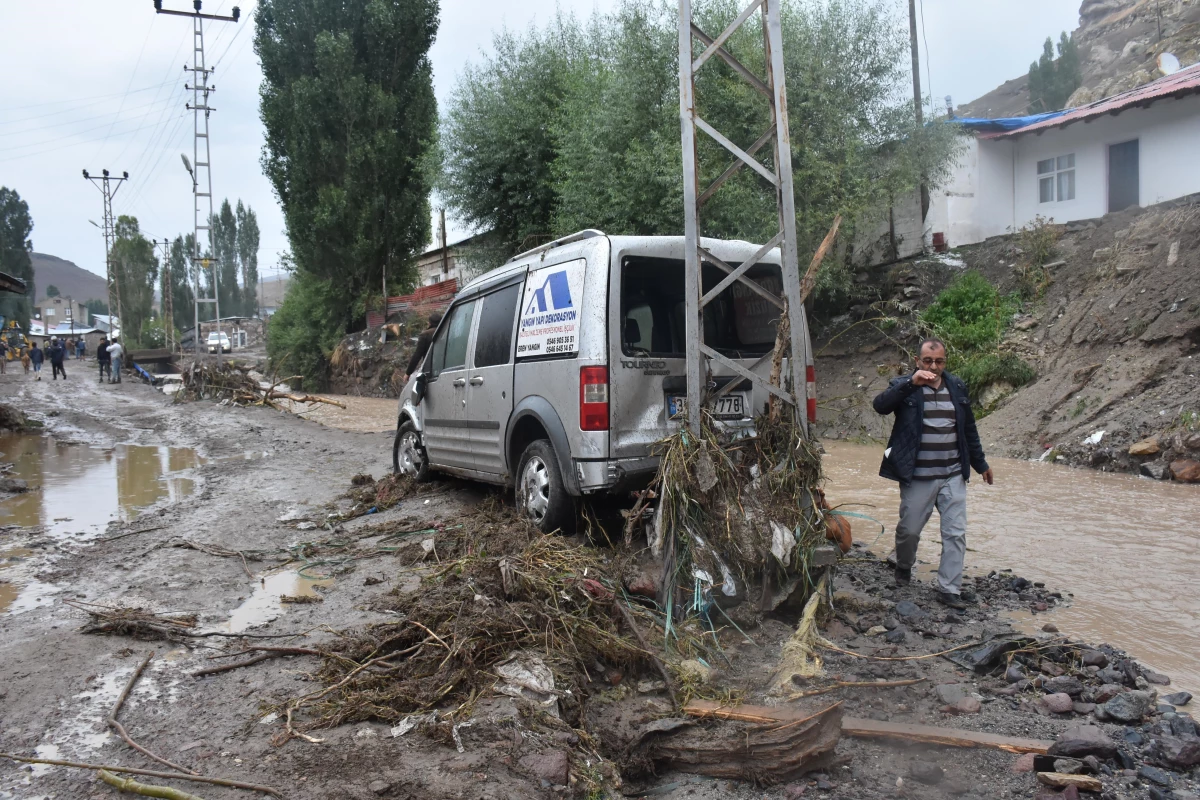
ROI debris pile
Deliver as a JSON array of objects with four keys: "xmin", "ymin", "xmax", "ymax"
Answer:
[{"xmin": 177, "ymin": 360, "xmax": 346, "ymax": 411}]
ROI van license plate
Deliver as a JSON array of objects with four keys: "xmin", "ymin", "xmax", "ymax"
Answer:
[{"xmin": 668, "ymin": 394, "xmax": 745, "ymax": 419}]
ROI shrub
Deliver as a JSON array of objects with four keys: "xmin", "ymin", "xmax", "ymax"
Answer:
[
  {"xmin": 1015, "ymin": 215, "xmax": 1058, "ymax": 297},
  {"xmin": 266, "ymin": 272, "xmax": 347, "ymax": 391}
]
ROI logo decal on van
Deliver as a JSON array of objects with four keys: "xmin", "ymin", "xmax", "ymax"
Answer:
[{"xmin": 525, "ymin": 270, "xmax": 573, "ymax": 315}]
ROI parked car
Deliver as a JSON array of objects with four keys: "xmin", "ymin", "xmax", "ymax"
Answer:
[
  {"xmin": 206, "ymin": 332, "xmax": 231, "ymax": 354},
  {"xmin": 393, "ymin": 230, "xmax": 816, "ymax": 532}
]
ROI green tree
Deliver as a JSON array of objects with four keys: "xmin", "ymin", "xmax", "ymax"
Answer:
[
  {"xmin": 1028, "ymin": 32, "xmax": 1080, "ymax": 112},
  {"xmin": 110, "ymin": 215, "xmax": 158, "ymax": 346},
  {"xmin": 236, "ymin": 201, "xmax": 260, "ymax": 315},
  {"xmin": 167, "ymin": 235, "xmax": 196, "ymax": 333},
  {"xmin": 256, "ymin": 0, "xmax": 439, "ymax": 386},
  {"xmin": 0, "ymin": 187, "xmax": 35, "ymax": 331},
  {"xmin": 209, "ymin": 199, "xmax": 240, "ymax": 318},
  {"xmin": 45, "ymin": 284, "xmax": 60, "ymax": 298},
  {"xmin": 85, "ymin": 298, "xmax": 109, "ymax": 324}
]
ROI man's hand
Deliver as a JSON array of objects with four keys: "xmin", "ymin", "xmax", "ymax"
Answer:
[
  {"xmin": 402, "ymin": 373, "xmax": 410, "ymax": 384},
  {"xmin": 912, "ymin": 369, "xmax": 938, "ymax": 386},
  {"xmin": 981, "ymin": 468, "xmax": 994, "ymax": 485}
]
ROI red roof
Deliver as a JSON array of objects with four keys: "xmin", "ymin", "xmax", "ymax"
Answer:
[{"xmin": 988, "ymin": 62, "xmax": 1200, "ymax": 139}]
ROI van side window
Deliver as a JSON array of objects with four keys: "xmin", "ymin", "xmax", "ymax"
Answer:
[
  {"xmin": 431, "ymin": 300, "xmax": 476, "ymax": 376},
  {"xmin": 473, "ymin": 284, "xmax": 521, "ymax": 368}
]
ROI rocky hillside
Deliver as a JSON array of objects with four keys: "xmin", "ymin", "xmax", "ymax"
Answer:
[
  {"xmin": 30, "ymin": 252, "xmax": 107, "ymax": 303},
  {"xmin": 813, "ymin": 193, "xmax": 1200, "ymax": 481},
  {"xmin": 960, "ymin": 0, "xmax": 1200, "ymax": 118}
]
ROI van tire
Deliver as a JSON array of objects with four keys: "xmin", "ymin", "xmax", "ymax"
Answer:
[
  {"xmin": 516, "ymin": 440, "xmax": 573, "ymax": 533},
  {"xmin": 393, "ymin": 420, "xmax": 431, "ymax": 482}
]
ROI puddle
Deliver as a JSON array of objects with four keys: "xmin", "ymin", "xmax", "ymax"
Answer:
[
  {"xmin": 224, "ymin": 569, "xmax": 334, "ymax": 632},
  {"xmin": 0, "ymin": 433, "xmax": 202, "ymax": 539}
]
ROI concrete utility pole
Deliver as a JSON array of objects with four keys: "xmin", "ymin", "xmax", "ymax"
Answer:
[
  {"xmin": 676, "ymin": 0, "xmax": 812, "ymax": 438},
  {"xmin": 156, "ymin": 238, "xmax": 175, "ymax": 351},
  {"xmin": 439, "ymin": 208, "xmax": 449, "ymax": 278},
  {"xmin": 909, "ymin": 0, "xmax": 930, "ymax": 223},
  {"xmin": 82, "ymin": 169, "xmax": 128, "ymax": 342},
  {"xmin": 154, "ymin": 0, "xmax": 240, "ymax": 355}
]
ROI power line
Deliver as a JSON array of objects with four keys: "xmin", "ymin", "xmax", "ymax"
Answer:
[
  {"xmin": 2, "ymin": 82, "xmax": 177, "ymax": 115},
  {"xmin": 919, "ymin": 0, "xmax": 934, "ymax": 119},
  {"xmin": 91, "ymin": 17, "xmax": 159, "ymax": 164},
  {"xmin": 0, "ymin": 94, "xmax": 182, "ymax": 139}
]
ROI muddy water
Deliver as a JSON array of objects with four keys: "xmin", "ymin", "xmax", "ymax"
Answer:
[
  {"xmin": 225, "ymin": 569, "xmax": 333, "ymax": 632},
  {"xmin": 280, "ymin": 395, "xmax": 396, "ymax": 433},
  {"xmin": 824, "ymin": 441, "xmax": 1200, "ymax": 691}
]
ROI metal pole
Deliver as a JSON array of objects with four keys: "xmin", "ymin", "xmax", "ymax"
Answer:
[
  {"xmin": 83, "ymin": 170, "xmax": 128, "ymax": 343},
  {"xmin": 677, "ymin": 0, "xmax": 704, "ymax": 437},
  {"xmin": 439, "ymin": 208, "xmax": 449, "ymax": 277}
]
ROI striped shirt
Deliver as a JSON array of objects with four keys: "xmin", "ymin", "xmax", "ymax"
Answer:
[{"xmin": 913, "ymin": 383, "xmax": 961, "ymax": 480}]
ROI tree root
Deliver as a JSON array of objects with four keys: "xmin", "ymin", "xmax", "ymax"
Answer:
[
  {"xmin": 98, "ymin": 770, "xmax": 206, "ymax": 800},
  {"xmin": 0, "ymin": 754, "xmax": 281, "ymax": 797},
  {"xmin": 109, "ymin": 652, "xmax": 198, "ymax": 775}
]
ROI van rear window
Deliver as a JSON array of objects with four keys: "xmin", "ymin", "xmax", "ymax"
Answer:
[{"xmin": 620, "ymin": 256, "xmax": 782, "ymax": 358}]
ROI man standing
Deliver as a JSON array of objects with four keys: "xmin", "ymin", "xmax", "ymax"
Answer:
[
  {"xmin": 28, "ymin": 341, "xmax": 44, "ymax": 380},
  {"xmin": 49, "ymin": 338, "xmax": 66, "ymax": 380},
  {"xmin": 403, "ymin": 311, "xmax": 443, "ymax": 383},
  {"xmin": 97, "ymin": 337, "xmax": 111, "ymax": 383},
  {"xmin": 107, "ymin": 338, "xmax": 124, "ymax": 384},
  {"xmin": 0, "ymin": 339, "xmax": 7, "ymax": 374},
  {"xmin": 872, "ymin": 338, "xmax": 993, "ymax": 610},
  {"xmin": 76, "ymin": 338, "xmax": 86, "ymax": 360}
]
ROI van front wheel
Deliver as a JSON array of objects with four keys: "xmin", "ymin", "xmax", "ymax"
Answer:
[
  {"xmin": 394, "ymin": 420, "xmax": 431, "ymax": 482},
  {"xmin": 516, "ymin": 440, "xmax": 572, "ymax": 533}
]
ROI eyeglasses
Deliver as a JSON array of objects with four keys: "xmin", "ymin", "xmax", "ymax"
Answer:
[{"xmin": 919, "ymin": 358, "xmax": 947, "ymax": 366}]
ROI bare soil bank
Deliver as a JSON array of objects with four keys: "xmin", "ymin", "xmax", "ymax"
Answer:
[{"xmin": 2, "ymin": 371, "xmax": 1199, "ymax": 799}]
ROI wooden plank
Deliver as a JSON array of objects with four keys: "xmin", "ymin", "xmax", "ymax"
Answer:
[
  {"xmin": 842, "ymin": 717, "xmax": 1052, "ymax": 754},
  {"xmin": 684, "ymin": 699, "xmax": 829, "ymax": 725}
]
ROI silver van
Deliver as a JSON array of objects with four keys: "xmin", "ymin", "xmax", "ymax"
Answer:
[{"xmin": 393, "ymin": 230, "xmax": 816, "ymax": 532}]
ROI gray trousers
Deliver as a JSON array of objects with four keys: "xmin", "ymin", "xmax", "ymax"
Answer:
[{"xmin": 895, "ymin": 473, "xmax": 967, "ymax": 594}]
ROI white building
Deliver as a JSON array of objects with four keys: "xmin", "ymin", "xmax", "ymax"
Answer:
[{"xmin": 928, "ymin": 63, "xmax": 1200, "ymax": 248}]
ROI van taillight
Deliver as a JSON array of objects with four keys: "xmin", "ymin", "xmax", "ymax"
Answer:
[
  {"xmin": 579, "ymin": 366, "xmax": 609, "ymax": 431},
  {"xmin": 806, "ymin": 364, "xmax": 817, "ymax": 423}
]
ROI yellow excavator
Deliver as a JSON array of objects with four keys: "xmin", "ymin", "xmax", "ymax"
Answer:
[{"xmin": 1, "ymin": 318, "xmax": 31, "ymax": 360}]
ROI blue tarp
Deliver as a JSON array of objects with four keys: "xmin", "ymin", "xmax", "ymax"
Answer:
[{"xmin": 948, "ymin": 109, "xmax": 1071, "ymax": 133}]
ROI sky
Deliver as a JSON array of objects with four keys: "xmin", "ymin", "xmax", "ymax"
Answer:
[{"xmin": 0, "ymin": 0, "xmax": 1082, "ymax": 284}]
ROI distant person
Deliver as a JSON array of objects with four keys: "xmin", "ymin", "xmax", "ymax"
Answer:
[
  {"xmin": 28, "ymin": 341, "xmax": 44, "ymax": 381},
  {"xmin": 76, "ymin": 338, "xmax": 86, "ymax": 359},
  {"xmin": 403, "ymin": 311, "xmax": 443, "ymax": 383},
  {"xmin": 872, "ymin": 338, "xmax": 994, "ymax": 611},
  {"xmin": 64, "ymin": 337, "xmax": 73, "ymax": 359},
  {"xmin": 48, "ymin": 339, "xmax": 66, "ymax": 380},
  {"xmin": 0, "ymin": 339, "xmax": 7, "ymax": 373},
  {"xmin": 97, "ymin": 337, "xmax": 111, "ymax": 383},
  {"xmin": 107, "ymin": 338, "xmax": 124, "ymax": 384}
]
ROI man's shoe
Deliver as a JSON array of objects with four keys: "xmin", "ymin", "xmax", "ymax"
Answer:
[
  {"xmin": 894, "ymin": 568, "xmax": 911, "ymax": 586},
  {"xmin": 937, "ymin": 592, "xmax": 968, "ymax": 611}
]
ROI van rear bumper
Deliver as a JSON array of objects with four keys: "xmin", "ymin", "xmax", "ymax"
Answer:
[{"xmin": 575, "ymin": 457, "xmax": 659, "ymax": 494}]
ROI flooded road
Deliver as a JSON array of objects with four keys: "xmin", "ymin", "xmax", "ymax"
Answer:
[{"xmin": 824, "ymin": 441, "xmax": 1200, "ymax": 691}]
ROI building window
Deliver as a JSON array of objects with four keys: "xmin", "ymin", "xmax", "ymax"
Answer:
[
  {"xmin": 44, "ymin": 308, "xmax": 55, "ymax": 317},
  {"xmin": 1038, "ymin": 154, "xmax": 1075, "ymax": 203}
]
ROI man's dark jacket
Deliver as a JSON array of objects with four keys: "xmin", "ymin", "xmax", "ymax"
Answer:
[
  {"xmin": 872, "ymin": 371, "xmax": 989, "ymax": 485},
  {"xmin": 97, "ymin": 342, "xmax": 110, "ymax": 363},
  {"xmin": 48, "ymin": 343, "xmax": 64, "ymax": 365},
  {"xmin": 406, "ymin": 328, "xmax": 437, "ymax": 375}
]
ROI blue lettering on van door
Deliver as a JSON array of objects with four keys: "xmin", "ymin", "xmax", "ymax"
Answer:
[{"xmin": 524, "ymin": 270, "xmax": 573, "ymax": 315}]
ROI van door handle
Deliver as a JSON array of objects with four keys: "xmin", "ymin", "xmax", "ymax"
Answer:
[
  {"xmin": 453, "ymin": 378, "xmax": 466, "ymax": 388},
  {"xmin": 469, "ymin": 376, "xmax": 484, "ymax": 386}
]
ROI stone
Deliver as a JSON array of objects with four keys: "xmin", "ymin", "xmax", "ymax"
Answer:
[
  {"xmin": 884, "ymin": 628, "xmax": 906, "ymax": 644},
  {"xmin": 882, "ymin": 617, "xmax": 899, "ymax": 630},
  {"xmin": 1184, "ymin": 432, "xmax": 1200, "ymax": 450},
  {"xmin": 1073, "ymin": 702, "xmax": 1096, "ymax": 715},
  {"xmin": 1149, "ymin": 735, "xmax": 1200, "ymax": 770},
  {"xmin": 953, "ymin": 697, "xmax": 982, "ymax": 714},
  {"xmin": 1043, "ymin": 693, "xmax": 1075, "ymax": 714},
  {"xmin": 0, "ymin": 477, "xmax": 28, "ymax": 493},
  {"xmin": 1012, "ymin": 753, "xmax": 1037, "ymax": 773},
  {"xmin": 1142, "ymin": 667, "xmax": 1171, "ymax": 685},
  {"xmin": 1097, "ymin": 667, "xmax": 1128, "ymax": 686},
  {"xmin": 1170, "ymin": 459, "xmax": 1200, "ymax": 483},
  {"xmin": 1103, "ymin": 690, "xmax": 1153, "ymax": 723},
  {"xmin": 1042, "ymin": 623, "xmax": 1059, "ymax": 633},
  {"xmin": 1170, "ymin": 715, "xmax": 1198, "ymax": 737},
  {"xmin": 1045, "ymin": 676, "xmax": 1086, "ymax": 697},
  {"xmin": 1122, "ymin": 729, "xmax": 1145, "ymax": 745},
  {"xmin": 935, "ymin": 684, "xmax": 970, "ymax": 705},
  {"xmin": 1053, "ymin": 758, "xmax": 1084, "ymax": 774},
  {"xmin": 895, "ymin": 600, "xmax": 924, "ymax": 619},
  {"xmin": 1006, "ymin": 666, "xmax": 1027, "ymax": 684},
  {"xmin": 1081, "ymin": 755, "xmax": 1101, "ymax": 774},
  {"xmin": 1141, "ymin": 462, "xmax": 1170, "ymax": 480},
  {"xmin": 1081, "ymin": 650, "xmax": 1109, "ymax": 668},
  {"xmin": 1093, "ymin": 247, "xmax": 1113, "ymax": 261},
  {"xmin": 369, "ymin": 780, "xmax": 392, "ymax": 796},
  {"xmin": 678, "ymin": 660, "xmax": 712, "ymax": 685},
  {"xmin": 518, "ymin": 750, "xmax": 570, "ymax": 786},
  {"xmin": 908, "ymin": 761, "xmax": 944, "ymax": 785},
  {"xmin": 1015, "ymin": 317, "xmax": 1039, "ymax": 331},
  {"xmin": 1139, "ymin": 765, "xmax": 1173, "ymax": 786},
  {"xmin": 865, "ymin": 625, "xmax": 887, "ymax": 636},
  {"xmin": 1048, "ymin": 724, "xmax": 1118, "ymax": 759},
  {"xmin": 1129, "ymin": 438, "xmax": 1161, "ymax": 456},
  {"xmin": 637, "ymin": 680, "xmax": 666, "ymax": 694},
  {"xmin": 1094, "ymin": 684, "xmax": 1124, "ymax": 703},
  {"xmin": 1036, "ymin": 772, "xmax": 1102, "ymax": 792},
  {"xmin": 1162, "ymin": 691, "xmax": 1193, "ymax": 706}
]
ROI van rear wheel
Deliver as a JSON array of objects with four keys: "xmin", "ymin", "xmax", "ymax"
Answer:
[{"xmin": 516, "ymin": 440, "xmax": 572, "ymax": 533}]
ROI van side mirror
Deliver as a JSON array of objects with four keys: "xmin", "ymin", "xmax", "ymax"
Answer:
[{"xmin": 412, "ymin": 372, "xmax": 427, "ymax": 404}]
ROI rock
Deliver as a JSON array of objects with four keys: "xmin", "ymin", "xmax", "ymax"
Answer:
[
  {"xmin": 1012, "ymin": 753, "xmax": 1037, "ymax": 773},
  {"xmin": 637, "ymin": 680, "xmax": 666, "ymax": 694},
  {"xmin": 884, "ymin": 628, "xmax": 906, "ymax": 644},
  {"xmin": 1141, "ymin": 462, "xmax": 1170, "ymax": 480},
  {"xmin": 908, "ymin": 761, "xmax": 944, "ymax": 784},
  {"xmin": 1081, "ymin": 755, "xmax": 1101, "ymax": 774},
  {"xmin": 895, "ymin": 600, "xmax": 924, "ymax": 619},
  {"xmin": 1122, "ymin": 729, "xmax": 1145, "ymax": 746},
  {"xmin": 1142, "ymin": 667, "xmax": 1172, "ymax": 685},
  {"xmin": 1015, "ymin": 317, "xmax": 1039, "ymax": 331},
  {"xmin": 369, "ymin": 780, "xmax": 392, "ymax": 796},
  {"xmin": 1169, "ymin": 715, "xmax": 1198, "ymax": 737},
  {"xmin": 1042, "ymin": 623, "xmax": 1059, "ymax": 633},
  {"xmin": 865, "ymin": 625, "xmax": 887, "ymax": 636},
  {"xmin": 953, "ymin": 697, "xmax": 982, "ymax": 714},
  {"xmin": 1006, "ymin": 666, "xmax": 1027, "ymax": 684},
  {"xmin": 518, "ymin": 750, "xmax": 570, "ymax": 786},
  {"xmin": 0, "ymin": 477, "xmax": 27, "ymax": 493},
  {"xmin": 0, "ymin": 403, "xmax": 31, "ymax": 431},
  {"xmin": 1045, "ymin": 676, "xmax": 1086, "ymax": 697},
  {"xmin": 1184, "ymin": 432, "xmax": 1200, "ymax": 450},
  {"xmin": 1129, "ymin": 438, "xmax": 1161, "ymax": 456},
  {"xmin": 1103, "ymin": 690, "xmax": 1152, "ymax": 723},
  {"xmin": 1036, "ymin": 772, "xmax": 1102, "ymax": 792},
  {"xmin": 1139, "ymin": 765, "xmax": 1173, "ymax": 786},
  {"xmin": 1073, "ymin": 702, "xmax": 1096, "ymax": 715},
  {"xmin": 1163, "ymin": 691, "xmax": 1193, "ymax": 707},
  {"xmin": 1093, "ymin": 247, "xmax": 1113, "ymax": 262},
  {"xmin": 1081, "ymin": 650, "xmax": 1108, "ymax": 668},
  {"xmin": 678, "ymin": 660, "xmax": 712, "ymax": 685},
  {"xmin": 936, "ymin": 684, "xmax": 970, "ymax": 705},
  {"xmin": 882, "ymin": 617, "xmax": 899, "ymax": 630},
  {"xmin": 1097, "ymin": 667, "xmax": 1127, "ymax": 686},
  {"xmin": 1149, "ymin": 735, "xmax": 1200, "ymax": 770},
  {"xmin": 1170, "ymin": 459, "xmax": 1200, "ymax": 483},
  {"xmin": 1048, "ymin": 724, "xmax": 1118, "ymax": 759},
  {"xmin": 1053, "ymin": 758, "xmax": 1084, "ymax": 774},
  {"xmin": 1043, "ymin": 693, "xmax": 1075, "ymax": 714}
]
